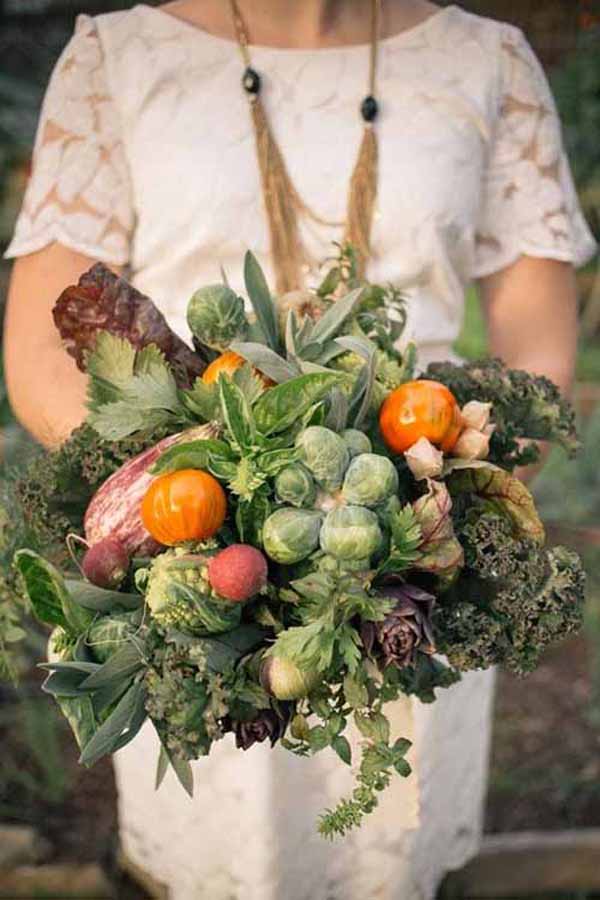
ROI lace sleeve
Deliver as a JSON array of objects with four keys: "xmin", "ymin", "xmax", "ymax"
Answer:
[
  {"xmin": 4, "ymin": 15, "xmax": 134, "ymax": 265},
  {"xmin": 472, "ymin": 26, "xmax": 597, "ymax": 279}
]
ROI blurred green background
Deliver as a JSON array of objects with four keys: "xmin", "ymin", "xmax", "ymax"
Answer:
[{"xmin": 0, "ymin": 2, "xmax": 599, "ymax": 898}]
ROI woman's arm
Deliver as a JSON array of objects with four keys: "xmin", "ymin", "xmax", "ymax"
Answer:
[
  {"xmin": 3, "ymin": 243, "xmax": 121, "ymax": 449},
  {"xmin": 478, "ymin": 255, "xmax": 579, "ymax": 476}
]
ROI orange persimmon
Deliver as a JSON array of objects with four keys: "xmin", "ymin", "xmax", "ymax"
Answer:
[
  {"xmin": 141, "ymin": 469, "xmax": 226, "ymax": 546},
  {"xmin": 202, "ymin": 350, "xmax": 274, "ymax": 388},
  {"xmin": 379, "ymin": 380, "xmax": 462, "ymax": 455}
]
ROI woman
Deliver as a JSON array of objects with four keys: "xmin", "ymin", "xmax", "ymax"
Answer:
[{"xmin": 3, "ymin": 1, "xmax": 596, "ymax": 898}]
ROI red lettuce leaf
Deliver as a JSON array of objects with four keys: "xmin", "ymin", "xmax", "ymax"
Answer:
[{"xmin": 52, "ymin": 263, "xmax": 205, "ymax": 387}]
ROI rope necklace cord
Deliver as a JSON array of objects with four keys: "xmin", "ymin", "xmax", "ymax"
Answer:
[{"xmin": 228, "ymin": 0, "xmax": 382, "ymax": 292}]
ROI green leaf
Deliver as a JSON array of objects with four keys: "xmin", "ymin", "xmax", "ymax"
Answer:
[
  {"xmin": 218, "ymin": 376, "xmax": 255, "ymax": 450},
  {"xmin": 57, "ymin": 696, "xmax": 98, "ymax": 752},
  {"xmin": 309, "ymin": 287, "xmax": 364, "ymax": 345},
  {"xmin": 447, "ymin": 462, "xmax": 545, "ymax": 545},
  {"xmin": 354, "ymin": 710, "xmax": 390, "ymax": 743},
  {"xmin": 232, "ymin": 364, "xmax": 266, "ymax": 407},
  {"xmin": 253, "ymin": 372, "xmax": 343, "ymax": 435},
  {"xmin": 271, "ymin": 621, "xmax": 336, "ymax": 672},
  {"xmin": 155, "ymin": 744, "xmax": 170, "ymax": 790},
  {"xmin": 89, "ymin": 401, "xmax": 171, "ymax": 441},
  {"xmin": 65, "ymin": 580, "xmax": 142, "ymax": 613},
  {"xmin": 15, "ymin": 550, "xmax": 70, "ymax": 631},
  {"xmin": 81, "ymin": 642, "xmax": 144, "ymax": 690},
  {"xmin": 244, "ymin": 251, "xmax": 280, "ymax": 352},
  {"xmin": 254, "ymin": 447, "xmax": 298, "ymax": 476},
  {"xmin": 235, "ymin": 489, "xmax": 271, "ymax": 543},
  {"xmin": 332, "ymin": 735, "xmax": 352, "ymax": 766},
  {"xmin": 377, "ymin": 504, "xmax": 422, "ymax": 577},
  {"xmin": 182, "ymin": 378, "xmax": 218, "ymax": 422},
  {"xmin": 79, "ymin": 681, "xmax": 146, "ymax": 766},
  {"xmin": 86, "ymin": 332, "xmax": 136, "ymax": 411},
  {"xmin": 150, "ymin": 439, "xmax": 233, "ymax": 475},
  {"xmin": 343, "ymin": 673, "xmax": 369, "ymax": 709},
  {"xmin": 230, "ymin": 342, "xmax": 300, "ymax": 383},
  {"xmin": 394, "ymin": 758, "xmax": 412, "ymax": 777},
  {"xmin": 336, "ymin": 335, "xmax": 378, "ymax": 429}
]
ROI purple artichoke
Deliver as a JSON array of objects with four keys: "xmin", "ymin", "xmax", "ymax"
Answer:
[
  {"xmin": 231, "ymin": 707, "xmax": 290, "ymax": 751},
  {"xmin": 362, "ymin": 584, "xmax": 437, "ymax": 669}
]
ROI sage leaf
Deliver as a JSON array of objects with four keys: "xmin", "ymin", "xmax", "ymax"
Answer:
[
  {"xmin": 230, "ymin": 342, "xmax": 299, "ymax": 383},
  {"xmin": 244, "ymin": 251, "xmax": 280, "ymax": 352},
  {"xmin": 81, "ymin": 642, "xmax": 144, "ymax": 691},
  {"xmin": 80, "ymin": 681, "xmax": 146, "ymax": 766},
  {"xmin": 309, "ymin": 287, "xmax": 364, "ymax": 344},
  {"xmin": 65, "ymin": 580, "xmax": 142, "ymax": 613}
]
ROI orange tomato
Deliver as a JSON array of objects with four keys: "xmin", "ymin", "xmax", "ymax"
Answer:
[
  {"xmin": 379, "ymin": 380, "xmax": 462, "ymax": 455},
  {"xmin": 202, "ymin": 350, "xmax": 273, "ymax": 387},
  {"xmin": 141, "ymin": 469, "xmax": 226, "ymax": 546},
  {"xmin": 202, "ymin": 350, "xmax": 245, "ymax": 385}
]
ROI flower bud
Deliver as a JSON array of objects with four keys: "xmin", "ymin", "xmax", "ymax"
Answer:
[
  {"xmin": 404, "ymin": 436, "xmax": 444, "ymax": 480},
  {"xmin": 461, "ymin": 400, "xmax": 492, "ymax": 432},
  {"xmin": 260, "ymin": 656, "xmax": 320, "ymax": 700},
  {"xmin": 452, "ymin": 427, "xmax": 491, "ymax": 460}
]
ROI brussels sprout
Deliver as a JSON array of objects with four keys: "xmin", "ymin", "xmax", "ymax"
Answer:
[
  {"xmin": 340, "ymin": 428, "xmax": 372, "ymax": 459},
  {"xmin": 260, "ymin": 656, "xmax": 320, "ymax": 700},
  {"xmin": 320, "ymin": 505, "xmax": 383, "ymax": 562},
  {"xmin": 295, "ymin": 426, "xmax": 350, "ymax": 492},
  {"xmin": 274, "ymin": 463, "xmax": 317, "ymax": 508},
  {"xmin": 187, "ymin": 284, "xmax": 248, "ymax": 350},
  {"xmin": 87, "ymin": 612, "xmax": 138, "ymax": 663},
  {"xmin": 342, "ymin": 453, "xmax": 399, "ymax": 508},
  {"xmin": 262, "ymin": 508, "xmax": 323, "ymax": 564}
]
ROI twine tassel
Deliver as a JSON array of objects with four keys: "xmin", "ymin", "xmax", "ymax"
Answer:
[
  {"xmin": 250, "ymin": 98, "xmax": 308, "ymax": 294},
  {"xmin": 345, "ymin": 124, "xmax": 378, "ymax": 276}
]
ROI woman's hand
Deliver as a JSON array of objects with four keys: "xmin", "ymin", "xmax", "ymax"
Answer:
[
  {"xmin": 478, "ymin": 255, "xmax": 579, "ymax": 482},
  {"xmin": 3, "ymin": 242, "xmax": 121, "ymax": 449}
]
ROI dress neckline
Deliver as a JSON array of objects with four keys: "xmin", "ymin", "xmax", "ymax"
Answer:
[{"xmin": 136, "ymin": 3, "xmax": 455, "ymax": 56}]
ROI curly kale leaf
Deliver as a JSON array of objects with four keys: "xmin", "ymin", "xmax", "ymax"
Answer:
[
  {"xmin": 434, "ymin": 513, "xmax": 586, "ymax": 674},
  {"xmin": 426, "ymin": 357, "xmax": 579, "ymax": 467}
]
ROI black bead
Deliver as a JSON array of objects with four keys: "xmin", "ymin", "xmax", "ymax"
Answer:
[
  {"xmin": 360, "ymin": 94, "xmax": 379, "ymax": 122},
  {"xmin": 242, "ymin": 67, "xmax": 261, "ymax": 95}
]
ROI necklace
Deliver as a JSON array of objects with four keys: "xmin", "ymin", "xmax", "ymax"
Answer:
[{"xmin": 229, "ymin": 0, "xmax": 382, "ymax": 293}]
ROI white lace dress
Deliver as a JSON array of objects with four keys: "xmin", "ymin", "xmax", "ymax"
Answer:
[{"xmin": 6, "ymin": 5, "xmax": 596, "ymax": 899}]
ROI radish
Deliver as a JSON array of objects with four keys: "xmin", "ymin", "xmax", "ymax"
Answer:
[
  {"xmin": 207, "ymin": 544, "xmax": 268, "ymax": 603},
  {"xmin": 82, "ymin": 537, "xmax": 130, "ymax": 590}
]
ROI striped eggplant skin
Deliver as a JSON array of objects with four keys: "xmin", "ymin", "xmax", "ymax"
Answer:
[{"xmin": 84, "ymin": 424, "xmax": 218, "ymax": 556}]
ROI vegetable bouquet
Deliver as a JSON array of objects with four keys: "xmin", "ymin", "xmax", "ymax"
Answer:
[{"xmin": 2, "ymin": 246, "xmax": 585, "ymax": 837}]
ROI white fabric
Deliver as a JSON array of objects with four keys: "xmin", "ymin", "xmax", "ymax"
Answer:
[{"xmin": 5, "ymin": 4, "xmax": 597, "ymax": 899}]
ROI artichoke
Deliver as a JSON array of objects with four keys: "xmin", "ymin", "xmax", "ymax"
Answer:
[
  {"xmin": 340, "ymin": 428, "xmax": 372, "ymax": 459},
  {"xmin": 295, "ymin": 426, "xmax": 350, "ymax": 492},
  {"xmin": 262, "ymin": 508, "xmax": 323, "ymax": 564},
  {"xmin": 362, "ymin": 584, "xmax": 436, "ymax": 668},
  {"xmin": 186, "ymin": 284, "xmax": 248, "ymax": 350},
  {"xmin": 342, "ymin": 453, "xmax": 399, "ymax": 508},
  {"xmin": 138, "ymin": 548, "xmax": 241, "ymax": 633},
  {"xmin": 320, "ymin": 505, "xmax": 382, "ymax": 562},
  {"xmin": 231, "ymin": 706, "xmax": 291, "ymax": 750},
  {"xmin": 274, "ymin": 463, "xmax": 317, "ymax": 508}
]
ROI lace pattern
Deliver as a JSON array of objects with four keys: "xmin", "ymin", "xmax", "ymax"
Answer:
[
  {"xmin": 5, "ymin": 15, "xmax": 133, "ymax": 264},
  {"xmin": 472, "ymin": 24, "xmax": 595, "ymax": 277}
]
